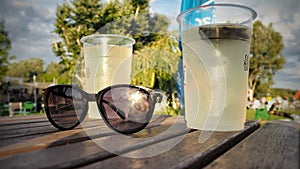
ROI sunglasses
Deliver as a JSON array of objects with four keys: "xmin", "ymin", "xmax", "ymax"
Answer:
[{"xmin": 42, "ymin": 84, "xmax": 163, "ymax": 134}]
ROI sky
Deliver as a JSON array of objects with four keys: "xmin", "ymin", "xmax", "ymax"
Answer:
[{"xmin": 0, "ymin": 0, "xmax": 299, "ymax": 90}]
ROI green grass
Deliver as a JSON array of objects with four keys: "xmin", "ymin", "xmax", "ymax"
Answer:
[{"xmin": 246, "ymin": 109, "xmax": 300, "ymax": 121}]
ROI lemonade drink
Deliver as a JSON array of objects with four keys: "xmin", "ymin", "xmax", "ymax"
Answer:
[
  {"xmin": 81, "ymin": 35, "xmax": 134, "ymax": 119},
  {"xmin": 183, "ymin": 24, "xmax": 251, "ymax": 130}
]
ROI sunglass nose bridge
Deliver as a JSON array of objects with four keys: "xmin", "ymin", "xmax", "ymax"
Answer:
[{"xmin": 86, "ymin": 93, "xmax": 97, "ymax": 102}]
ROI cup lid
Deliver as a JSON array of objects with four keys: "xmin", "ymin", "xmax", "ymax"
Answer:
[
  {"xmin": 80, "ymin": 34, "xmax": 135, "ymax": 46},
  {"xmin": 176, "ymin": 3, "xmax": 257, "ymax": 23}
]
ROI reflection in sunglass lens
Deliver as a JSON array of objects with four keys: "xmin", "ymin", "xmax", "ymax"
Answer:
[
  {"xmin": 100, "ymin": 87, "xmax": 153, "ymax": 133},
  {"xmin": 46, "ymin": 86, "xmax": 86, "ymax": 130}
]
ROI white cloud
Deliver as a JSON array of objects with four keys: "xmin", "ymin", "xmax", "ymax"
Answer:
[
  {"xmin": 12, "ymin": 0, "xmax": 31, "ymax": 8},
  {"xmin": 273, "ymin": 10, "xmax": 300, "ymax": 44},
  {"xmin": 281, "ymin": 64, "xmax": 300, "ymax": 79},
  {"xmin": 0, "ymin": 0, "xmax": 61, "ymax": 64},
  {"xmin": 289, "ymin": 12, "xmax": 300, "ymax": 31},
  {"xmin": 10, "ymin": 37, "xmax": 59, "ymax": 64},
  {"xmin": 273, "ymin": 54, "xmax": 300, "ymax": 89},
  {"xmin": 150, "ymin": 0, "xmax": 180, "ymax": 16},
  {"xmin": 28, "ymin": 21, "xmax": 53, "ymax": 37},
  {"xmin": 272, "ymin": 79, "xmax": 300, "ymax": 90}
]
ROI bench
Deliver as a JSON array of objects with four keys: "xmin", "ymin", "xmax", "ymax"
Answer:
[
  {"xmin": 0, "ymin": 115, "xmax": 299, "ymax": 169},
  {"xmin": 8, "ymin": 102, "xmax": 22, "ymax": 116}
]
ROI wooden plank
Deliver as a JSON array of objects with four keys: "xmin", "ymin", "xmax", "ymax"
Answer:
[
  {"xmin": 0, "ymin": 122, "xmax": 188, "ymax": 169},
  {"xmin": 0, "ymin": 118, "xmax": 103, "ymax": 148},
  {"xmin": 0, "ymin": 126, "xmax": 112, "ymax": 158},
  {"xmin": 0, "ymin": 115, "xmax": 172, "ymax": 143},
  {"xmin": 0, "ymin": 119, "xmax": 117, "ymax": 151},
  {"xmin": 78, "ymin": 121, "xmax": 260, "ymax": 169},
  {"xmin": 0, "ymin": 114, "xmax": 47, "ymax": 124},
  {"xmin": 0, "ymin": 118, "xmax": 98, "ymax": 132},
  {"xmin": 0, "ymin": 118, "xmax": 49, "ymax": 127},
  {"xmin": 0, "ymin": 120, "xmax": 101, "ymax": 146},
  {"xmin": 0, "ymin": 139, "xmax": 105, "ymax": 169},
  {"xmin": 0, "ymin": 119, "xmax": 100, "ymax": 139},
  {"xmin": 0, "ymin": 121, "xmax": 51, "ymax": 131},
  {"xmin": 0, "ymin": 116, "xmax": 181, "ymax": 157},
  {"xmin": 0, "ymin": 115, "xmax": 174, "ymax": 138},
  {"xmin": 205, "ymin": 121, "xmax": 300, "ymax": 169}
]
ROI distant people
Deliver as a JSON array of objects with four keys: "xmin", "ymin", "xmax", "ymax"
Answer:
[
  {"xmin": 260, "ymin": 96, "xmax": 267, "ymax": 107},
  {"xmin": 282, "ymin": 96, "xmax": 289, "ymax": 110},
  {"xmin": 292, "ymin": 98, "xmax": 300, "ymax": 110},
  {"xmin": 274, "ymin": 96, "xmax": 282, "ymax": 110},
  {"xmin": 276, "ymin": 96, "xmax": 283, "ymax": 104},
  {"xmin": 266, "ymin": 93, "xmax": 272, "ymax": 102},
  {"xmin": 252, "ymin": 97, "xmax": 261, "ymax": 109},
  {"xmin": 266, "ymin": 100, "xmax": 275, "ymax": 111}
]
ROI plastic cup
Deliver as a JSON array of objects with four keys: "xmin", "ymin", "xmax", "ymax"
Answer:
[
  {"xmin": 177, "ymin": 4, "xmax": 257, "ymax": 131},
  {"xmin": 80, "ymin": 34, "xmax": 135, "ymax": 119}
]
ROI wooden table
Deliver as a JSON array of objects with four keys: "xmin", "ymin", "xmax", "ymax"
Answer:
[{"xmin": 0, "ymin": 115, "xmax": 299, "ymax": 169}]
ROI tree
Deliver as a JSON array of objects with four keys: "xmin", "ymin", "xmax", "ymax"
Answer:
[
  {"xmin": 0, "ymin": 20, "xmax": 14, "ymax": 80},
  {"xmin": 53, "ymin": 0, "xmax": 170, "ymax": 83},
  {"xmin": 53, "ymin": 0, "xmax": 133, "ymax": 82},
  {"xmin": 249, "ymin": 21, "xmax": 286, "ymax": 97},
  {"xmin": 52, "ymin": 0, "xmax": 103, "ymax": 81},
  {"xmin": 6, "ymin": 58, "xmax": 44, "ymax": 82},
  {"xmin": 130, "ymin": 0, "xmax": 150, "ymax": 13},
  {"xmin": 131, "ymin": 31, "xmax": 181, "ymax": 114},
  {"xmin": 270, "ymin": 88, "xmax": 297, "ymax": 99},
  {"xmin": 41, "ymin": 62, "xmax": 70, "ymax": 84},
  {"xmin": 132, "ymin": 34, "xmax": 180, "ymax": 89}
]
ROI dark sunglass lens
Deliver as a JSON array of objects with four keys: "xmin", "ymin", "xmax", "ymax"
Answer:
[
  {"xmin": 101, "ymin": 87, "xmax": 153, "ymax": 133},
  {"xmin": 46, "ymin": 86, "xmax": 86, "ymax": 130}
]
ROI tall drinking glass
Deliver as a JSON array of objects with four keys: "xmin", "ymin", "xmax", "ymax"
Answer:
[
  {"xmin": 80, "ymin": 34, "xmax": 135, "ymax": 119},
  {"xmin": 177, "ymin": 4, "xmax": 257, "ymax": 131}
]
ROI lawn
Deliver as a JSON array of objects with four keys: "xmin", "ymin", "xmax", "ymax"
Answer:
[{"xmin": 246, "ymin": 109, "xmax": 300, "ymax": 121}]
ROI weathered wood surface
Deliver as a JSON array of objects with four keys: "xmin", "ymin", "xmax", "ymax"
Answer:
[
  {"xmin": 3, "ymin": 115, "xmax": 299, "ymax": 169},
  {"xmin": 80, "ymin": 121, "xmax": 260, "ymax": 169},
  {"xmin": 0, "ymin": 114, "xmax": 261, "ymax": 169},
  {"xmin": 205, "ymin": 121, "xmax": 300, "ymax": 169},
  {"xmin": 0, "ymin": 114, "xmax": 175, "ymax": 155}
]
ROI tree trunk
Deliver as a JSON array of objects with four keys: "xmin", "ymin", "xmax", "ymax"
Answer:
[{"xmin": 248, "ymin": 77, "xmax": 257, "ymax": 100}]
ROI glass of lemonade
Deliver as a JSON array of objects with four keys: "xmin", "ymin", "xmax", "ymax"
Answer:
[
  {"xmin": 80, "ymin": 34, "xmax": 135, "ymax": 119},
  {"xmin": 177, "ymin": 4, "xmax": 257, "ymax": 131}
]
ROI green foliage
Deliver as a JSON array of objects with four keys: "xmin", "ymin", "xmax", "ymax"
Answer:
[
  {"xmin": 270, "ymin": 88, "xmax": 297, "ymax": 98},
  {"xmin": 246, "ymin": 109, "xmax": 300, "ymax": 122},
  {"xmin": 53, "ymin": 0, "xmax": 104, "ymax": 82},
  {"xmin": 131, "ymin": 33, "xmax": 180, "ymax": 93},
  {"xmin": 249, "ymin": 21, "xmax": 286, "ymax": 96},
  {"xmin": 0, "ymin": 20, "xmax": 15, "ymax": 79},
  {"xmin": 4, "ymin": 59, "xmax": 69, "ymax": 84},
  {"xmin": 155, "ymin": 106, "xmax": 180, "ymax": 116},
  {"xmin": 6, "ymin": 58, "xmax": 44, "ymax": 82},
  {"xmin": 53, "ymin": 0, "xmax": 171, "ymax": 84},
  {"xmin": 130, "ymin": 0, "xmax": 150, "ymax": 13},
  {"xmin": 41, "ymin": 62, "xmax": 70, "ymax": 84},
  {"xmin": 131, "ymin": 32, "xmax": 181, "ymax": 115}
]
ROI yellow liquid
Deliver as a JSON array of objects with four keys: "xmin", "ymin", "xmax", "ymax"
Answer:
[
  {"xmin": 182, "ymin": 24, "xmax": 251, "ymax": 131},
  {"xmin": 83, "ymin": 45, "xmax": 132, "ymax": 118}
]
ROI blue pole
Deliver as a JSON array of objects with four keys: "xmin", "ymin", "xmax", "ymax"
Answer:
[{"xmin": 177, "ymin": 0, "xmax": 214, "ymax": 115}]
